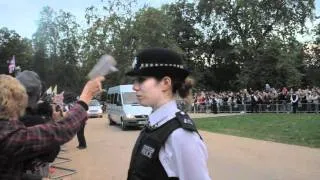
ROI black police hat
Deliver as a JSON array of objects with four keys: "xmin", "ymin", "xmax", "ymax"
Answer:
[{"xmin": 126, "ymin": 48, "xmax": 190, "ymax": 79}]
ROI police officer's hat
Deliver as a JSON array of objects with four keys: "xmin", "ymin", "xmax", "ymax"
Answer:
[{"xmin": 126, "ymin": 48, "xmax": 190, "ymax": 79}]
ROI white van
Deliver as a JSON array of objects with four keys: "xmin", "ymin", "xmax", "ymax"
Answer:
[{"xmin": 106, "ymin": 84, "xmax": 152, "ymax": 130}]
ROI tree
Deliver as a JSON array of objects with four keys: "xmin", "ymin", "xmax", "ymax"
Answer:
[
  {"xmin": 32, "ymin": 7, "xmax": 83, "ymax": 93},
  {"xmin": 162, "ymin": 1, "xmax": 206, "ymax": 83},
  {"xmin": 197, "ymin": 0, "xmax": 315, "ymax": 89},
  {"xmin": 132, "ymin": 7, "xmax": 178, "ymax": 49},
  {"xmin": 0, "ymin": 28, "xmax": 33, "ymax": 74},
  {"xmin": 309, "ymin": 22, "xmax": 320, "ymax": 67},
  {"xmin": 198, "ymin": 0, "xmax": 315, "ymax": 47},
  {"xmin": 162, "ymin": 1, "xmax": 244, "ymax": 90},
  {"xmin": 32, "ymin": 6, "xmax": 58, "ymax": 82},
  {"xmin": 304, "ymin": 22, "xmax": 320, "ymax": 86},
  {"xmin": 82, "ymin": 0, "xmax": 182, "ymax": 86},
  {"xmin": 82, "ymin": 1, "xmax": 138, "ymax": 86},
  {"xmin": 53, "ymin": 10, "xmax": 82, "ymax": 92}
]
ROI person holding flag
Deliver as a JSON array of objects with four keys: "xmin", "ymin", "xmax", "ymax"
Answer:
[{"xmin": 8, "ymin": 55, "xmax": 16, "ymax": 74}]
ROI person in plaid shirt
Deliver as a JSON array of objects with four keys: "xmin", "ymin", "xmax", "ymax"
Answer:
[{"xmin": 0, "ymin": 74, "xmax": 104, "ymax": 180}]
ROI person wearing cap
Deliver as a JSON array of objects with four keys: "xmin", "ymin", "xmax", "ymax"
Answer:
[
  {"xmin": 16, "ymin": 70, "xmax": 61, "ymax": 179},
  {"xmin": 17, "ymin": 71, "xmax": 53, "ymax": 127},
  {"xmin": 126, "ymin": 48, "xmax": 211, "ymax": 180},
  {"xmin": 0, "ymin": 74, "xmax": 104, "ymax": 179}
]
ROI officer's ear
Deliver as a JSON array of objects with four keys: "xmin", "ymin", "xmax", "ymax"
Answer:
[{"xmin": 161, "ymin": 76, "xmax": 172, "ymax": 91}]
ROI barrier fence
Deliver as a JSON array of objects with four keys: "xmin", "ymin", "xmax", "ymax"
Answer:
[
  {"xmin": 49, "ymin": 147, "xmax": 77, "ymax": 179},
  {"xmin": 177, "ymin": 102, "xmax": 319, "ymax": 114}
]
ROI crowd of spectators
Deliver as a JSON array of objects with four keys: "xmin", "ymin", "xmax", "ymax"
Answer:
[{"xmin": 178, "ymin": 86, "xmax": 320, "ymax": 113}]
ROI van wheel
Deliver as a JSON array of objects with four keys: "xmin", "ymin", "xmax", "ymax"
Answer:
[
  {"xmin": 108, "ymin": 115, "xmax": 115, "ymax": 125},
  {"xmin": 121, "ymin": 119, "xmax": 126, "ymax": 130}
]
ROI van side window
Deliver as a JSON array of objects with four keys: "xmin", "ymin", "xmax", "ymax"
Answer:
[
  {"xmin": 117, "ymin": 93, "xmax": 122, "ymax": 105},
  {"xmin": 106, "ymin": 94, "xmax": 111, "ymax": 103},
  {"xmin": 110, "ymin": 94, "xmax": 114, "ymax": 104},
  {"xmin": 114, "ymin": 93, "xmax": 118, "ymax": 105},
  {"xmin": 114, "ymin": 93, "xmax": 122, "ymax": 106}
]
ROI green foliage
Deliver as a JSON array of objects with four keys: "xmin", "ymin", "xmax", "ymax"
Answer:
[
  {"xmin": 82, "ymin": 1, "xmax": 184, "ymax": 87},
  {"xmin": 198, "ymin": 0, "xmax": 314, "ymax": 43},
  {"xmin": 197, "ymin": 0, "xmax": 315, "ymax": 89},
  {"xmin": 1, "ymin": 0, "xmax": 318, "ymax": 93},
  {"xmin": 82, "ymin": 1, "xmax": 137, "ymax": 86},
  {"xmin": 303, "ymin": 22, "xmax": 320, "ymax": 86},
  {"xmin": 32, "ymin": 6, "xmax": 83, "ymax": 93},
  {"xmin": 237, "ymin": 38, "xmax": 305, "ymax": 89},
  {"xmin": 0, "ymin": 28, "xmax": 33, "ymax": 74}
]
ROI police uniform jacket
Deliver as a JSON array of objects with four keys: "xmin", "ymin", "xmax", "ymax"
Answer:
[{"xmin": 128, "ymin": 100, "xmax": 211, "ymax": 180}]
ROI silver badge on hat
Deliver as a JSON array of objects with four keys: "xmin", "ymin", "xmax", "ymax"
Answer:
[{"xmin": 132, "ymin": 57, "xmax": 138, "ymax": 69}]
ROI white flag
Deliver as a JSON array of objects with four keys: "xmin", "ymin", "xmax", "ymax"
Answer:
[
  {"xmin": 46, "ymin": 86, "xmax": 52, "ymax": 94},
  {"xmin": 53, "ymin": 85, "xmax": 57, "ymax": 95}
]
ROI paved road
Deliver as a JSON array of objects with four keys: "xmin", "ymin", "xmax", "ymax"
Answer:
[{"xmin": 56, "ymin": 115, "xmax": 320, "ymax": 180}]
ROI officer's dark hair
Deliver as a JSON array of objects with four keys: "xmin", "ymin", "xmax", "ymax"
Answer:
[{"xmin": 154, "ymin": 74, "xmax": 194, "ymax": 98}]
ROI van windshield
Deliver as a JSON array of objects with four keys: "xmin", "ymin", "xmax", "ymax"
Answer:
[
  {"xmin": 89, "ymin": 100, "xmax": 100, "ymax": 106},
  {"xmin": 122, "ymin": 92, "xmax": 140, "ymax": 105}
]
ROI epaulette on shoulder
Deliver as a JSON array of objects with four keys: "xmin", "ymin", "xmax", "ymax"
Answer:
[{"xmin": 175, "ymin": 111, "xmax": 196, "ymax": 131}]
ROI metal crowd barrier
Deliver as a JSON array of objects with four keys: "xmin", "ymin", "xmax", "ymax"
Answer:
[
  {"xmin": 178, "ymin": 102, "xmax": 319, "ymax": 114},
  {"xmin": 49, "ymin": 147, "xmax": 77, "ymax": 179}
]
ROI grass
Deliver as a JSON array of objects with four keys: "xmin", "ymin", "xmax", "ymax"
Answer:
[{"xmin": 194, "ymin": 113, "xmax": 320, "ymax": 148}]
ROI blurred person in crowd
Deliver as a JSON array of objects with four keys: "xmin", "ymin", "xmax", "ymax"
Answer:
[
  {"xmin": 210, "ymin": 94, "xmax": 217, "ymax": 114},
  {"xmin": 0, "ymin": 74, "xmax": 104, "ymax": 179},
  {"xmin": 290, "ymin": 90, "xmax": 299, "ymax": 113},
  {"xmin": 270, "ymin": 88, "xmax": 278, "ymax": 103},
  {"xmin": 282, "ymin": 87, "xmax": 288, "ymax": 95},
  {"xmin": 198, "ymin": 92, "xmax": 206, "ymax": 112},
  {"xmin": 299, "ymin": 90, "xmax": 307, "ymax": 111},
  {"xmin": 306, "ymin": 91, "xmax": 313, "ymax": 112},
  {"xmin": 243, "ymin": 90, "xmax": 251, "ymax": 105},
  {"xmin": 126, "ymin": 48, "xmax": 211, "ymax": 180},
  {"xmin": 311, "ymin": 91, "xmax": 319, "ymax": 112},
  {"xmin": 263, "ymin": 92, "xmax": 271, "ymax": 111},
  {"xmin": 236, "ymin": 93, "xmax": 242, "ymax": 105},
  {"xmin": 265, "ymin": 83, "xmax": 271, "ymax": 92},
  {"xmin": 251, "ymin": 91, "xmax": 258, "ymax": 113},
  {"xmin": 76, "ymin": 119, "xmax": 87, "ymax": 149},
  {"xmin": 278, "ymin": 90, "xmax": 287, "ymax": 112},
  {"xmin": 16, "ymin": 70, "xmax": 60, "ymax": 179},
  {"xmin": 102, "ymin": 102, "xmax": 107, "ymax": 113}
]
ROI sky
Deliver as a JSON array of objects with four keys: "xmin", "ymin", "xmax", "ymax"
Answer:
[
  {"xmin": 0, "ymin": 0, "xmax": 174, "ymax": 38},
  {"xmin": 0, "ymin": 0, "xmax": 319, "ymax": 40}
]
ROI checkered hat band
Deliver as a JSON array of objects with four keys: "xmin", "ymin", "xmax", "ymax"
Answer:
[{"xmin": 139, "ymin": 63, "xmax": 184, "ymax": 69}]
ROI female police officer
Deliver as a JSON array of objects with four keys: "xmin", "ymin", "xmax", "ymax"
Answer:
[{"xmin": 126, "ymin": 48, "xmax": 211, "ymax": 180}]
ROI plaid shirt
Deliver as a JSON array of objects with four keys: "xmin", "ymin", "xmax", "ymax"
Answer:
[{"xmin": 0, "ymin": 103, "xmax": 88, "ymax": 180}]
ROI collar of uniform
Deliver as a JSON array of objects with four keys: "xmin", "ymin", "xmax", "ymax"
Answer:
[{"xmin": 148, "ymin": 100, "xmax": 179, "ymax": 128}]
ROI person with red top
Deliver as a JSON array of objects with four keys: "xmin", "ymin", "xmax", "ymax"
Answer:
[{"xmin": 0, "ymin": 74, "xmax": 104, "ymax": 179}]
